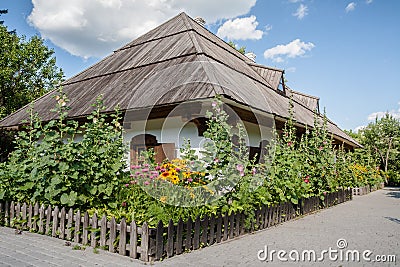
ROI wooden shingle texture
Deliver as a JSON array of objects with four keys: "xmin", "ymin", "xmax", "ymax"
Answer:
[{"xmin": 0, "ymin": 12, "xmax": 360, "ymax": 148}]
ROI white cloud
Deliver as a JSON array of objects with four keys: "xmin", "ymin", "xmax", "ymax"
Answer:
[
  {"xmin": 367, "ymin": 102, "xmax": 400, "ymax": 121},
  {"xmin": 367, "ymin": 111, "xmax": 400, "ymax": 121},
  {"xmin": 28, "ymin": 0, "xmax": 256, "ymax": 58},
  {"xmin": 263, "ymin": 39, "xmax": 315, "ymax": 63},
  {"xmin": 366, "ymin": 0, "xmax": 373, "ymax": 4},
  {"xmin": 293, "ymin": 4, "xmax": 308, "ymax": 20},
  {"xmin": 345, "ymin": 2, "xmax": 356, "ymax": 12},
  {"xmin": 286, "ymin": 67, "xmax": 296, "ymax": 73},
  {"xmin": 217, "ymin": 15, "xmax": 264, "ymax": 40},
  {"xmin": 288, "ymin": 0, "xmax": 303, "ymax": 3}
]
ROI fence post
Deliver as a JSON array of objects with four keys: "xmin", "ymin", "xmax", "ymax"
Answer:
[
  {"xmin": 66, "ymin": 208, "xmax": 73, "ymax": 240},
  {"xmin": 175, "ymin": 218, "xmax": 183, "ymax": 255},
  {"xmin": 27, "ymin": 204, "xmax": 33, "ymax": 230},
  {"xmin": 234, "ymin": 213, "xmax": 240, "ymax": 237},
  {"xmin": 129, "ymin": 220, "xmax": 138, "ymax": 259},
  {"xmin": 4, "ymin": 201, "xmax": 9, "ymax": 226},
  {"xmin": 140, "ymin": 222, "xmax": 149, "ymax": 262},
  {"xmin": 16, "ymin": 202, "xmax": 21, "ymax": 221},
  {"xmin": 32, "ymin": 203, "xmax": 39, "ymax": 231},
  {"xmin": 21, "ymin": 203, "xmax": 27, "ymax": 228},
  {"xmin": 99, "ymin": 214, "xmax": 107, "ymax": 248},
  {"xmin": 91, "ymin": 213, "xmax": 98, "ymax": 248},
  {"xmin": 155, "ymin": 220, "xmax": 164, "ymax": 260},
  {"xmin": 193, "ymin": 216, "xmax": 200, "ymax": 250},
  {"xmin": 240, "ymin": 212, "xmax": 246, "ymax": 235},
  {"xmin": 216, "ymin": 214, "xmax": 222, "ymax": 243},
  {"xmin": 263, "ymin": 206, "xmax": 269, "ymax": 229},
  {"xmin": 45, "ymin": 205, "xmax": 52, "ymax": 235},
  {"xmin": 166, "ymin": 219, "xmax": 174, "ymax": 258},
  {"xmin": 201, "ymin": 215, "xmax": 208, "ymax": 246},
  {"xmin": 209, "ymin": 215, "xmax": 215, "ymax": 245},
  {"xmin": 223, "ymin": 213, "xmax": 229, "ymax": 241},
  {"xmin": 185, "ymin": 217, "xmax": 192, "ymax": 251},
  {"xmin": 74, "ymin": 210, "xmax": 81, "ymax": 243},
  {"xmin": 119, "ymin": 218, "xmax": 127, "ymax": 256},
  {"xmin": 267, "ymin": 205, "xmax": 273, "ymax": 227},
  {"xmin": 52, "ymin": 206, "xmax": 59, "ymax": 237},
  {"xmin": 59, "ymin": 207, "xmax": 66, "ymax": 239},
  {"xmin": 82, "ymin": 212, "xmax": 89, "ymax": 245},
  {"xmin": 10, "ymin": 201, "xmax": 15, "ymax": 226},
  {"xmin": 109, "ymin": 217, "xmax": 116, "ymax": 253},
  {"xmin": 253, "ymin": 208, "xmax": 259, "ymax": 231},
  {"xmin": 38, "ymin": 204, "xmax": 45, "ymax": 234}
]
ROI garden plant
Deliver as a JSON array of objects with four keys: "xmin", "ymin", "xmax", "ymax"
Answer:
[{"xmin": 0, "ymin": 93, "xmax": 385, "ymax": 227}]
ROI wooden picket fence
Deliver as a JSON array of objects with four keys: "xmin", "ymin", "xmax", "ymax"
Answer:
[
  {"xmin": 352, "ymin": 182, "xmax": 385, "ymax": 196},
  {"xmin": 0, "ymin": 188, "xmax": 352, "ymax": 262}
]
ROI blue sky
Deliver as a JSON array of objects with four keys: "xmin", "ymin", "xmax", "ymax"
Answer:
[{"xmin": 1, "ymin": 0, "xmax": 399, "ymax": 131}]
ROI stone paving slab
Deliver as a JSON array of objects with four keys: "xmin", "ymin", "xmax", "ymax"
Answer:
[
  {"xmin": 158, "ymin": 188, "xmax": 400, "ymax": 267},
  {"xmin": 1, "ymin": 188, "xmax": 399, "ymax": 266},
  {"xmin": 0, "ymin": 227, "xmax": 144, "ymax": 267}
]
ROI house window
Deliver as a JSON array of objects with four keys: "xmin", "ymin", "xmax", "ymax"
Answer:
[
  {"xmin": 189, "ymin": 117, "xmax": 207, "ymax": 137},
  {"xmin": 130, "ymin": 134, "xmax": 175, "ymax": 164}
]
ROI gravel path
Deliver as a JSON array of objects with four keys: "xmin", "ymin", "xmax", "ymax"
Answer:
[{"xmin": 1, "ymin": 188, "xmax": 399, "ymax": 266}]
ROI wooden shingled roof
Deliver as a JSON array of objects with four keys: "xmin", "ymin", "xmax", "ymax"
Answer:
[
  {"xmin": 0, "ymin": 12, "xmax": 360, "ymax": 148},
  {"xmin": 286, "ymin": 87, "xmax": 320, "ymax": 113}
]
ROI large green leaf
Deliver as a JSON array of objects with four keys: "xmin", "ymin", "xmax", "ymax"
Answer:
[{"xmin": 60, "ymin": 191, "xmax": 78, "ymax": 206}]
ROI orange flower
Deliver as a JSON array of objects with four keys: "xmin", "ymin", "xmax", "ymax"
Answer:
[{"xmin": 160, "ymin": 196, "xmax": 167, "ymax": 203}]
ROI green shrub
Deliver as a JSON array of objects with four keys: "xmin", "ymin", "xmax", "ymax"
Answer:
[{"xmin": 0, "ymin": 92, "xmax": 127, "ymax": 210}]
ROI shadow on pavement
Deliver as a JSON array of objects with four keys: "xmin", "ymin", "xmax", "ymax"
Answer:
[
  {"xmin": 385, "ymin": 190, "xmax": 400, "ymax": 199},
  {"xmin": 383, "ymin": 187, "xmax": 400, "ymax": 198},
  {"xmin": 384, "ymin": 216, "xmax": 400, "ymax": 224}
]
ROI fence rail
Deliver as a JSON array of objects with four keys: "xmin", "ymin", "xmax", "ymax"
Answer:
[
  {"xmin": 0, "ymin": 189, "xmax": 353, "ymax": 262},
  {"xmin": 352, "ymin": 182, "xmax": 385, "ymax": 196}
]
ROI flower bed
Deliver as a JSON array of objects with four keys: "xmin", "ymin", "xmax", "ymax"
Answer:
[{"xmin": 0, "ymin": 189, "xmax": 352, "ymax": 262}]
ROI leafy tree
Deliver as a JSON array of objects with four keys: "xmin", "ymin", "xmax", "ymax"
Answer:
[
  {"xmin": 344, "ymin": 129, "xmax": 362, "ymax": 144},
  {"xmin": 360, "ymin": 114, "xmax": 400, "ymax": 173},
  {"xmin": 0, "ymin": 22, "xmax": 62, "ymax": 161},
  {"xmin": 0, "ymin": 23, "xmax": 63, "ymax": 120},
  {"xmin": 228, "ymin": 41, "xmax": 246, "ymax": 55},
  {"xmin": 0, "ymin": 9, "xmax": 7, "ymax": 25}
]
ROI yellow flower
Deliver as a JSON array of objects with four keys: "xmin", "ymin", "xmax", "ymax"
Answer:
[
  {"xmin": 183, "ymin": 172, "xmax": 191, "ymax": 178},
  {"xmin": 170, "ymin": 175, "xmax": 180, "ymax": 184},
  {"xmin": 160, "ymin": 196, "xmax": 167, "ymax": 203},
  {"xmin": 160, "ymin": 171, "xmax": 171, "ymax": 180},
  {"xmin": 202, "ymin": 185, "xmax": 215, "ymax": 195}
]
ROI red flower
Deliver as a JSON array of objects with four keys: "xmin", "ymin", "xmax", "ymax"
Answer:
[{"xmin": 304, "ymin": 178, "xmax": 310, "ymax": 184}]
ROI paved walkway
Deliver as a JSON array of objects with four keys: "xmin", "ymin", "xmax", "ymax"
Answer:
[{"xmin": 1, "ymin": 188, "xmax": 399, "ymax": 266}]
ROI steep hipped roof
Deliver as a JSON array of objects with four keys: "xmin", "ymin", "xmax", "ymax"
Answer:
[
  {"xmin": 0, "ymin": 12, "xmax": 360, "ymax": 148},
  {"xmin": 286, "ymin": 87, "xmax": 320, "ymax": 113},
  {"xmin": 248, "ymin": 63, "xmax": 284, "ymax": 91}
]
